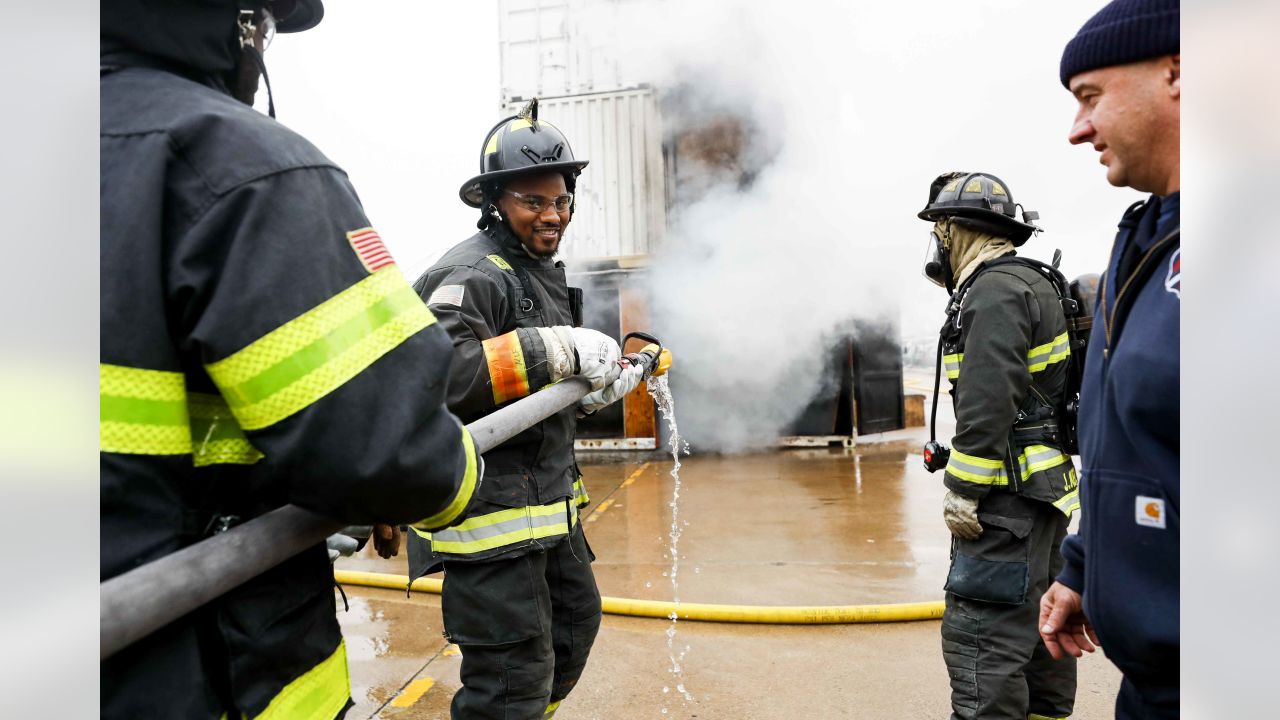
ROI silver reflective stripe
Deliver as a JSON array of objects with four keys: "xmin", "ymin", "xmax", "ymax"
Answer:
[
  {"xmin": 944, "ymin": 354, "xmax": 963, "ymax": 379},
  {"xmin": 1022, "ymin": 445, "xmax": 1068, "ymax": 474},
  {"xmin": 946, "ymin": 445, "xmax": 1070, "ymax": 487},
  {"xmin": 1027, "ymin": 332, "xmax": 1071, "ymax": 373},
  {"xmin": 430, "ymin": 506, "xmax": 573, "ymax": 547},
  {"xmin": 945, "ymin": 452, "xmax": 1004, "ymax": 485},
  {"xmin": 1053, "ymin": 489, "xmax": 1081, "ymax": 516}
]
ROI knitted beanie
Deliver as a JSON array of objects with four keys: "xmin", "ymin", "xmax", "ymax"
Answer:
[{"xmin": 1059, "ymin": 0, "xmax": 1179, "ymax": 87}]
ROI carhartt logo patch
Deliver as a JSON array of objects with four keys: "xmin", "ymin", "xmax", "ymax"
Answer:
[
  {"xmin": 1135, "ymin": 496, "xmax": 1166, "ymax": 529},
  {"xmin": 1165, "ymin": 249, "xmax": 1180, "ymax": 299},
  {"xmin": 347, "ymin": 227, "xmax": 395, "ymax": 273}
]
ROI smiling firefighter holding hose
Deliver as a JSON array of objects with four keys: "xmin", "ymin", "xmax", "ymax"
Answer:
[{"xmin": 384, "ymin": 99, "xmax": 644, "ymax": 720}]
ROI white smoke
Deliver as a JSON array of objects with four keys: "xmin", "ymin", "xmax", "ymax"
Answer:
[
  {"xmin": 605, "ymin": 2, "xmax": 906, "ymax": 451},
  {"xmin": 576, "ymin": 0, "xmax": 1135, "ymax": 451}
]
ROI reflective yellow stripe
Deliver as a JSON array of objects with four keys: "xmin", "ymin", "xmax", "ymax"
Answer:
[
  {"xmin": 411, "ymin": 427, "xmax": 479, "ymax": 530},
  {"xmin": 101, "ymin": 365, "xmax": 264, "ymax": 465},
  {"xmin": 945, "ymin": 331, "xmax": 1070, "ymax": 380},
  {"xmin": 1027, "ymin": 714, "xmax": 1068, "ymax": 720},
  {"xmin": 572, "ymin": 477, "xmax": 590, "ymax": 507},
  {"xmin": 251, "ymin": 640, "xmax": 350, "ymax": 720},
  {"xmin": 486, "ymin": 254, "xmax": 514, "ymax": 271},
  {"xmin": 944, "ymin": 449, "xmax": 1005, "ymax": 484},
  {"xmin": 188, "ymin": 392, "xmax": 263, "ymax": 467},
  {"xmin": 1027, "ymin": 331, "xmax": 1071, "ymax": 373},
  {"xmin": 544, "ymin": 700, "xmax": 563, "ymax": 718},
  {"xmin": 1052, "ymin": 489, "xmax": 1080, "ymax": 516},
  {"xmin": 945, "ymin": 445, "xmax": 1071, "ymax": 489},
  {"xmin": 419, "ymin": 501, "xmax": 578, "ymax": 555},
  {"xmin": 944, "ymin": 353, "xmax": 963, "ymax": 380},
  {"xmin": 484, "ymin": 130, "xmax": 502, "ymax": 155},
  {"xmin": 207, "ymin": 268, "xmax": 435, "ymax": 431},
  {"xmin": 482, "ymin": 330, "xmax": 531, "ymax": 404},
  {"xmin": 1025, "ymin": 444, "xmax": 1069, "ymax": 474},
  {"xmin": 100, "ymin": 364, "xmax": 191, "ymax": 455}
]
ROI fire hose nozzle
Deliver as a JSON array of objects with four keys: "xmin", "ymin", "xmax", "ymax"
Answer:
[
  {"xmin": 620, "ymin": 331, "xmax": 672, "ymax": 379},
  {"xmin": 628, "ymin": 343, "xmax": 672, "ymax": 378}
]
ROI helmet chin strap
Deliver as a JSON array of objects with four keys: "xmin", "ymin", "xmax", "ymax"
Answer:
[
  {"xmin": 243, "ymin": 47, "xmax": 276, "ymax": 119},
  {"xmin": 237, "ymin": 9, "xmax": 276, "ymax": 119}
]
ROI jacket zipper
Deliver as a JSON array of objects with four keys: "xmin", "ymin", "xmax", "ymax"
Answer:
[{"xmin": 1100, "ymin": 229, "xmax": 1179, "ymax": 358}]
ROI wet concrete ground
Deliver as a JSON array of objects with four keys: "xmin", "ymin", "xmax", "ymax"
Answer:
[{"xmin": 334, "ymin": 371, "xmax": 1121, "ymax": 718}]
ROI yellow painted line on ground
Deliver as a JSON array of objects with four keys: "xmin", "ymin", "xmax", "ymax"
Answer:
[
  {"xmin": 585, "ymin": 498, "xmax": 615, "ymax": 523},
  {"xmin": 442, "ymin": 644, "xmax": 460, "ymax": 657},
  {"xmin": 390, "ymin": 676, "xmax": 436, "ymax": 708},
  {"xmin": 619, "ymin": 462, "xmax": 650, "ymax": 488}
]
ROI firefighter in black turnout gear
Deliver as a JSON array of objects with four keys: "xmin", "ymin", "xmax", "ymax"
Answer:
[
  {"xmin": 100, "ymin": 2, "xmax": 479, "ymax": 717},
  {"xmin": 919, "ymin": 173, "xmax": 1080, "ymax": 720},
  {"xmin": 403, "ymin": 100, "xmax": 643, "ymax": 719}
]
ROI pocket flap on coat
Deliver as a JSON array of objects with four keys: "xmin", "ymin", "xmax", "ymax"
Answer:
[{"xmin": 978, "ymin": 512, "xmax": 1034, "ymax": 539}]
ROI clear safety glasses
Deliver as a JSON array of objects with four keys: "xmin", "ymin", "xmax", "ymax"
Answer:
[{"xmin": 505, "ymin": 190, "xmax": 573, "ymax": 214}]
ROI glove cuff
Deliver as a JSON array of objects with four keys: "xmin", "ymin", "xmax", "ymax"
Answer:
[{"xmin": 539, "ymin": 326, "xmax": 578, "ymax": 382}]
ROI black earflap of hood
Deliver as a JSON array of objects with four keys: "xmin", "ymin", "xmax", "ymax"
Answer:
[{"xmin": 101, "ymin": 0, "xmax": 260, "ymax": 77}]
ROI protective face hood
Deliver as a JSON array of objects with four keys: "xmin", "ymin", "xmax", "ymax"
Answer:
[
  {"xmin": 945, "ymin": 222, "xmax": 1016, "ymax": 286},
  {"xmin": 101, "ymin": 0, "xmax": 253, "ymax": 79},
  {"xmin": 101, "ymin": 1, "xmax": 320, "ymax": 80}
]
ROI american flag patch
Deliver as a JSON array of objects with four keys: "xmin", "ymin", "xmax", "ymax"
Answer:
[{"xmin": 347, "ymin": 227, "xmax": 395, "ymax": 273}]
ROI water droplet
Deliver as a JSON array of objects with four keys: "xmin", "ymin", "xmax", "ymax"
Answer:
[{"xmin": 645, "ymin": 581, "xmax": 652, "ymax": 588}]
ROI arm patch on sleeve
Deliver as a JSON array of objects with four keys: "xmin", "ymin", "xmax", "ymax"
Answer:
[{"xmin": 427, "ymin": 284, "xmax": 465, "ymax": 307}]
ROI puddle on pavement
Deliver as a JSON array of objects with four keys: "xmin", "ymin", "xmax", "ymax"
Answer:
[{"xmin": 648, "ymin": 374, "xmax": 694, "ymax": 714}]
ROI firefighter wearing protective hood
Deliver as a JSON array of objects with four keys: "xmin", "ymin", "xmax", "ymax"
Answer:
[
  {"xmin": 400, "ymin": 100, "xmax": 640, "ymax": 719},
  {"xmin": 919, "ymin": 173, "xmax": 1079, "ymax": 720},
  {"xmin": 100, "ymin": 2, "xmax": 479, "ymax": 717}
]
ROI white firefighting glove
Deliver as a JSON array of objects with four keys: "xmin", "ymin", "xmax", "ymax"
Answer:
[
  {"xmin": 535, "ymin": 326, "xmax": 578, "ymax": 383},
  {"xmin": 943, "ymin": 491, "xmax": 983, "ymax": 540},
  {"xmin": 325, "ymin": 530, "xmax": 363, "ymax": 563},
  {"xmin": 569, "ymin": 327, "xmax": 622, "ymax": 390},
  {"xmin": 579, "ymin": 362, "xmax": 645, "ymax": 416}
]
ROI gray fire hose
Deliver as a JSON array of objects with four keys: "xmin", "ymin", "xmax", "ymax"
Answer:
[{"xmin": 100, "ymin": 375, "xmax": 602, "ymax": 661}]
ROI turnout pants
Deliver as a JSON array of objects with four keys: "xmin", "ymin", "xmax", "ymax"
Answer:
[
  {"xmin": 941, "ymin": 493, "xmax": 1076, "ymax": 720},
  {"xmin": 441, "ymin": 526, "xmax": 601, "ymax": 720}
]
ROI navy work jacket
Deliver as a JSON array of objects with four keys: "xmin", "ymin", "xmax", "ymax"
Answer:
[{"xmin": 1058, "ymin": 193, "xmax": 1180, "ymax": 689}]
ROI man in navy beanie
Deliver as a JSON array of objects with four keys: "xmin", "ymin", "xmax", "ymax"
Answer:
[{"xmin": 1039, "ymin": 0, "xmax": 1180, "ymax": 718}]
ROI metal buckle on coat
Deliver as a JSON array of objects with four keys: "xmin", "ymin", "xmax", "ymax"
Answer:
[
  {"xmin": 519, "ymin": 297, "xmax": 535, "ymax": 313},
  {"xmin": 204, "ymin": 514, "xmax": 241, "ymax": 536}
]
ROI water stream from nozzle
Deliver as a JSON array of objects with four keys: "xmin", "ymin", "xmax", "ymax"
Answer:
[{"xmin": 648, "ymin": 374, "xmax": 694, "ymax": 714}]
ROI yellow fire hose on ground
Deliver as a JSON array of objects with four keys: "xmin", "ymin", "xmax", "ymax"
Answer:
[{"xmin": 334, "ymin": 570, "xmax": 944, "ymax": 624}]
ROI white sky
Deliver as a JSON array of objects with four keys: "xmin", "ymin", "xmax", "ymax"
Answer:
[{"xmin": 266, "ymin": 0, "xmax": 1143, "ymax": 344}]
